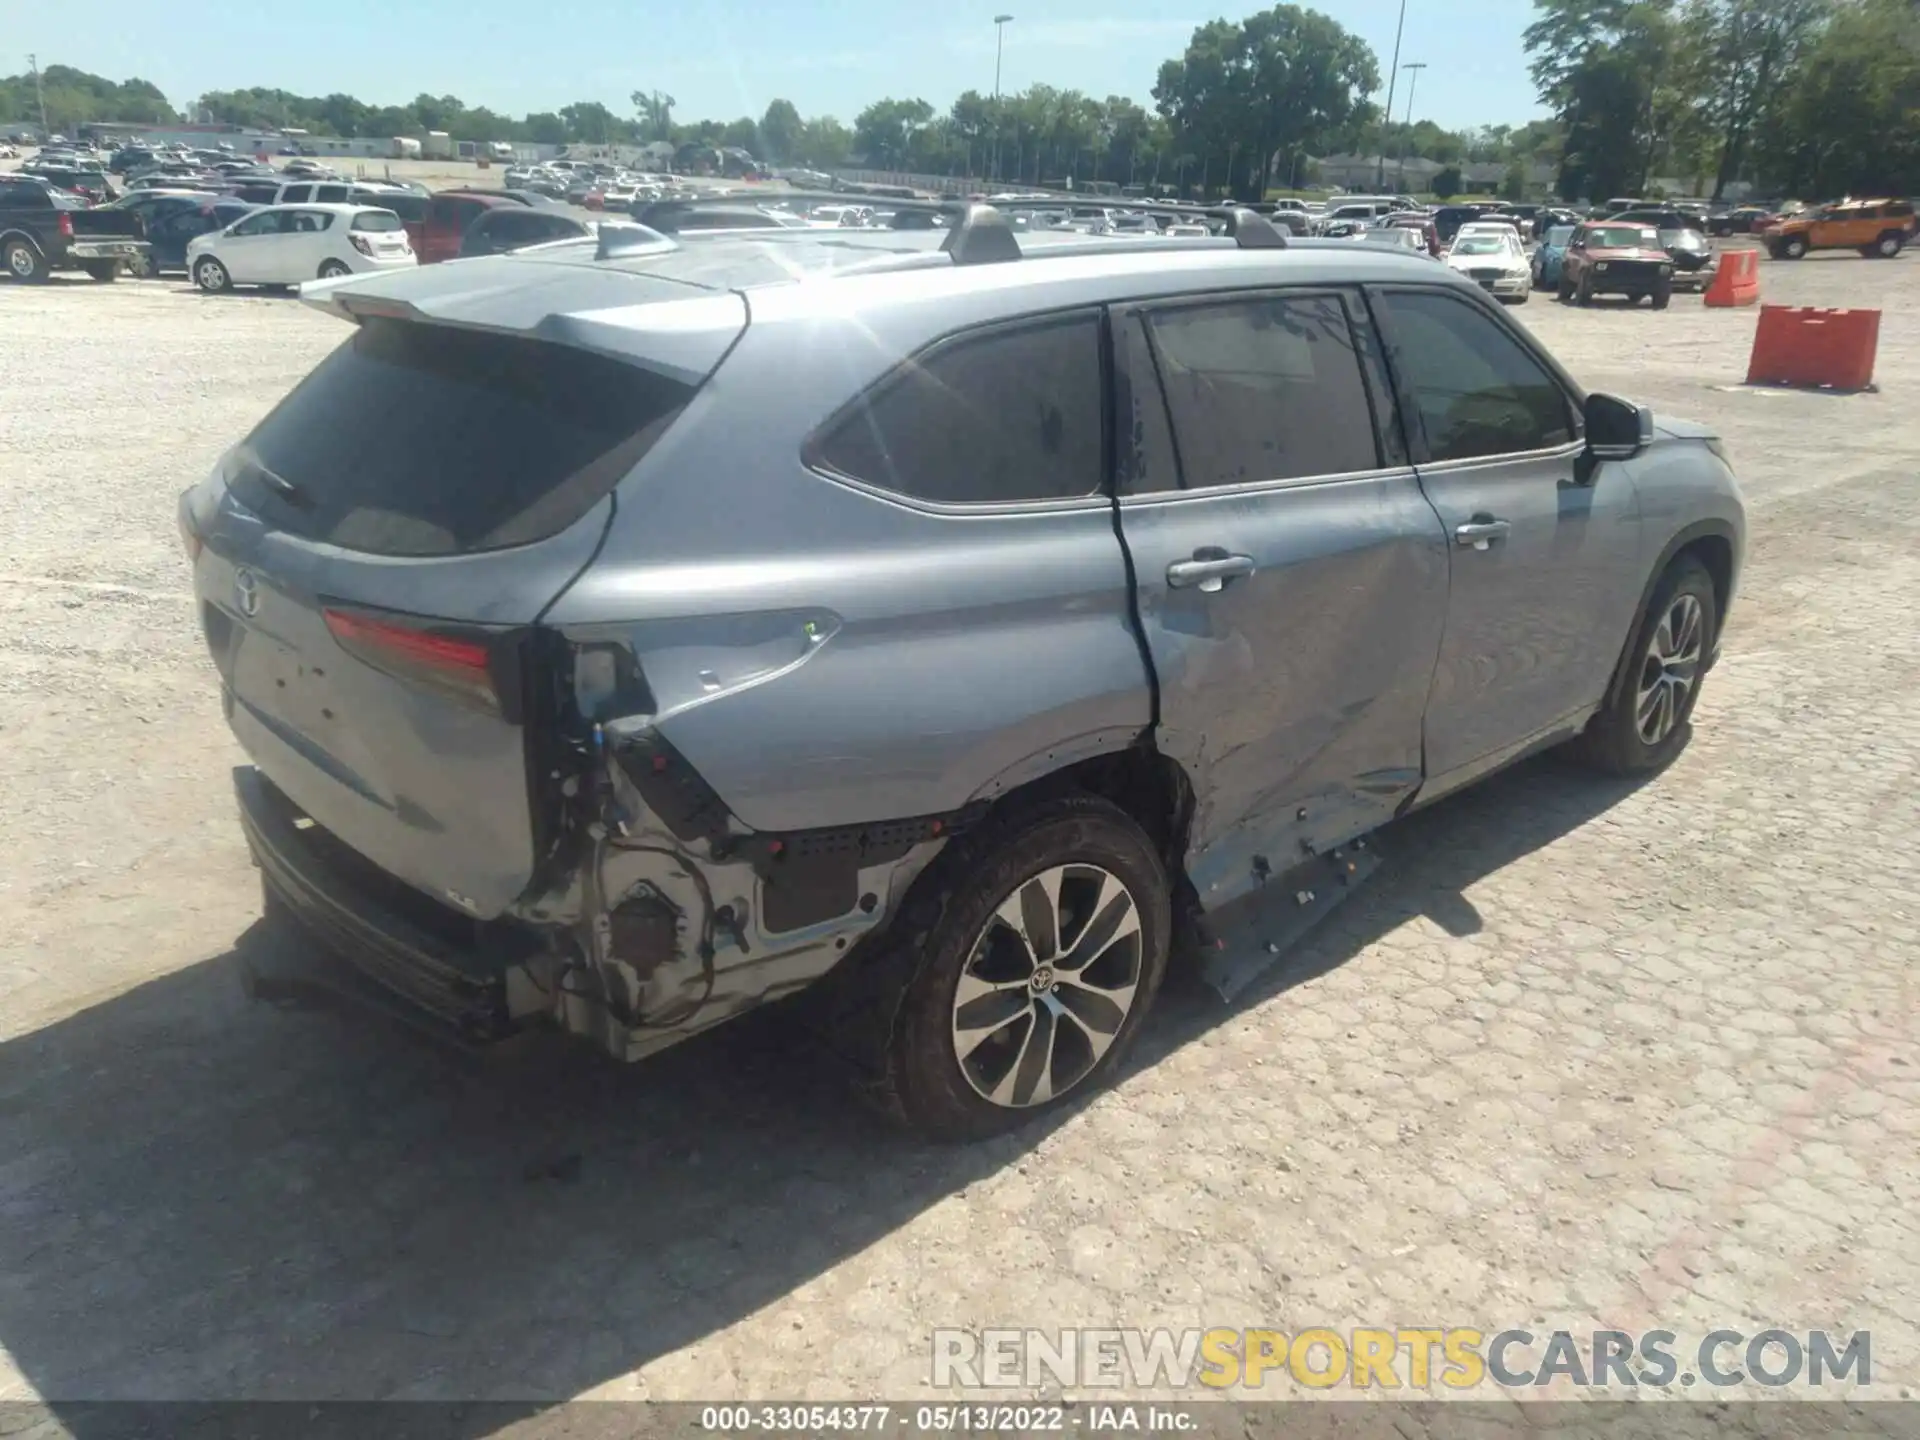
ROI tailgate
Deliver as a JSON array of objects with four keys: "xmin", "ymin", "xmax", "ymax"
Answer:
[
  {"xmin": 70, "ymin": 210, "xmax": 143, "ymax": 239},
  {"xmin": 186, "ymin": 303, "xmax": 742, "ymax": 918}
]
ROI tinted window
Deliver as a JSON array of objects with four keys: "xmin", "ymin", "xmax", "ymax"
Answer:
[
  {"xmin": 279, "ymin": 184, "xmax": 312, "ymax": 203},
  {"xmin": 1116, "ymin": 315, "xmax": 1179, "ymax": 496},
  {"xmin": 236, "ymin": 319, "xmax": 693, "ymax": 557},
  {"xmin": 488, "ymin": 210, "xmax": 545, "ymax": 241},
  {"xmin": 350, "ymin": 209, "xmax": 403, "ymax": 232},
  {"xmin": 814, "ymin": 313, "xmax": 1103, "ymax": 505},
  {"xmin": 377, "ymin": 192, "xmax": 427, "ymax": 222},
  {"xmin": 1383, "ymin": 290, "xmax": 1572, "ymax": 462},
  {"xmin": 1145, "ymin": 293, "xmax": 1379, "ymax": 487},
  {"xmin": 0, "ymin": 182, "xmax": 50, "ymax": 207}
]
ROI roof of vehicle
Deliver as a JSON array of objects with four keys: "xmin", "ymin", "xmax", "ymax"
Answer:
[
  {"xmin": 301, "ymin": 222, "xmax": 1475, "ymax": 341},
  {"xmin": 248, "ymin": 201, "xmax": 404, "ymax": 215}
]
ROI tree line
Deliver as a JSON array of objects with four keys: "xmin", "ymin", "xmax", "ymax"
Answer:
[
  {"xmin": 7, "ymin": 0, "xmax": 1914, "ymax": 200},
  {"xmin": 1527, "ymin": 0, "xmax": 1920, "ymax": 201}
]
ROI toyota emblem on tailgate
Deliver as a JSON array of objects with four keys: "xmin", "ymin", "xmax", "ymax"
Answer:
[{"xmin": 233, "ymin": 568, "xmax": 260, "ymax": 618}]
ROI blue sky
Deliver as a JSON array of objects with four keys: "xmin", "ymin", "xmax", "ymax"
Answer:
[{"xmin": 17, "ymin": 0, "xmax": 1547, "ymax": 133}]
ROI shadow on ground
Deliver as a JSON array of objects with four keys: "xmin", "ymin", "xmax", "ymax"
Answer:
[{"xmin": 0, "ymin": 754, "xmax": 1646, "ymax": 1428}]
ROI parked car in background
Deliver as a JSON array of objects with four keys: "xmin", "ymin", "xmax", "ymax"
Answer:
[
  {"xmin": 1612, "ymin": 208, "xmax": 1715, "ymax": 288},
  {"xmin": 0, "ymin": 175, "xmax": 149, "ymax": 280},
  {"xmin": 1445, "ymin": 226, "xmax": 1531, "ymax": 301},
  {"xmin": 414, "ymin": 190, "xmax": 525, "ymax": 263},
  {"xmin": 458, "ymin": 206, "xmax": 592, "ymax": 257},
  {"xmin": 1558, "ymin": 221, "xmax": 1675, "ymax": 306},
  {"xmin": 1431, "ymin": 204, "xmax": 1494, "ymax": 244},
  {"xmin": 1532, "ymin": 206, "xmax": 1582, "ymax": 239},
  {"xmin": 1764, "ymin": 198, "xmax": 1913, "ymax": 259},
  {"xmin": 184, "ymin": 204, "xmax": 1744, "ymax": 1139},
  {"xmin": 1382, "ymin": 210, "xmax": 1441, "ymax": 255},
  {"xmin": 187, "ymin": 203, "xmax": 415, "ymax": 292},
  {"xmin": 21, "ymin": 164, "xmax": 117, "ymax": 204},
  {"xmin": 131, "ymin": 198, "xmax": 257, "ymax": 276},
  {"xmin": 1532, "ymin": 224, "xmax": 1576, "ymax": 288},
  {"xmin": 1707, "ymin": 205, "xmax": 1774, "ymax": 236},
  {"xmin": 1361, "ymin": 225, "xmax": 1430, "ymax": 256}
]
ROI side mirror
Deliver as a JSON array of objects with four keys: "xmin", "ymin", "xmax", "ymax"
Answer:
[{"xmin": 1584, "ymin": 392, "xmax": 1654, "ymax": 460}]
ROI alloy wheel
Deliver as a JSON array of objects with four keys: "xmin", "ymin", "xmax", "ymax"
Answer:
[
  {"xmin": 7, "ymin": 244, "xmax": 33, "ymax": 278},
  {"xmin": 1635, "ymin": 592, "xmax": 1704, "ymax": 746},
  {"xmin": 950, "ymin": 863, "xmax": 1144, "ymax": 1109}
]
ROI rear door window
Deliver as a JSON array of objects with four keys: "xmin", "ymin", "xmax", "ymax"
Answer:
[
  {"xmin": 811, "ymin": 311, "xmax": 1104, "ymax": 506},
  {"xmin": 1143, "ymin": 292, "xmax": 1381, "ymax": 486},
  {"xmin": 232, "ymin": 318, "xmax": 694, "ymax": 556}
]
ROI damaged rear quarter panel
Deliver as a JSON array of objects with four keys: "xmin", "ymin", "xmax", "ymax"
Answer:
[{"xmin": 528, "ymin": 319, "xmax": 1155, "ymax": 1055}]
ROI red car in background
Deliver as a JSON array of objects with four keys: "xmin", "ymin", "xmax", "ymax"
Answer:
[
  {"xmin": 385, "ymin": 190, "xmax": 527, "ymax": 264},
  {"xmin": 1384, "ymin": 210, "xmax": 1442, "ymax": 255}
]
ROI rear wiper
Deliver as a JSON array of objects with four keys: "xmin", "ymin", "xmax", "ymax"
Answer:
[{"xmin": 244, "ymin": 458, "xmax": 314, "ymax": 510}]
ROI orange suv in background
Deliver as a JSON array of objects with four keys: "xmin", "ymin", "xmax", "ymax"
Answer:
[{"xmin": 1764, "ymin": 199, "xmax": 1914, "ymax": 259}]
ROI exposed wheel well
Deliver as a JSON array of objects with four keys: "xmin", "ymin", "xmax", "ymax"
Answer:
[
  {"xmin": 980, "ymin": 741, "xmax": 1203, "ymax": 947},
  {"xmin": 1675, "ymin": 533, "xmax": 1734, "ymax": 627}
]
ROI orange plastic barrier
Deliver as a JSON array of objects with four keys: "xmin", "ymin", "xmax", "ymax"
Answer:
[
  {"xmin": 1746, "ymin": 306, "xmax": 1881, "ymax": 391},
  {"xmin": 1703, "ymin": 248, "xmax": 1761, "ymax": 307}
]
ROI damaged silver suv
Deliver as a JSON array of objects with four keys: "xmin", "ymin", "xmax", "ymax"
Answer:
[{"xmin": 180, "ymin": 200, "xmax": 1744, "ymax": 1140}]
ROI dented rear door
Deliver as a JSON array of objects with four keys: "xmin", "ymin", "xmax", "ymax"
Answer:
[{"xmin": 1111, "ymin": 288, "xmax": 1449, "ymax": 912}]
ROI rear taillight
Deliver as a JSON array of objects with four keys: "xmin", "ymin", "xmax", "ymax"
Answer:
[
  {"xmin": 323, "ymin": 606, "xmax": 509, "ymax": 716},
  {"xmin": 58, "ymin": 213, "xmax": 74, "ymax": 239},
  {"xmin": 349, "ymin": 233, "xmax": 374, "ymax": 256}
]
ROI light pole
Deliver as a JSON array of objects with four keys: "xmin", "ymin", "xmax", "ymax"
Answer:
[
  {"xmin": 1374, "ymin": 0, "xmax": 1408, "ymax": 190},
  {"xmin": 28, "ymin": 53, "xmax": 48, "ymax": 137},
  {"xmin": 990, "ymin": 14, "xmax": 1013, "ymax": 185},
  {"xmin": 1397, "ymin": 62, "xmax": 1426, "ymax": 189}
]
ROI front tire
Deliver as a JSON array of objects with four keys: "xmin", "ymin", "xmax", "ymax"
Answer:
[
  {"xmin": 194, "ymin": 256, "xmax": 230, "ymax": 292},
  {"xmin": 882, "ymin": 796, "xmax": 1172, "ymax": 1141},
  {"xmin": 1577, "ymin": 272, "xmax": 1595, "ymax": 306},
  {"xmin": 1782, "ymin": 236, "xmax": 1808, "ymax": 259},
  {"xmin": 1651, "ymin": 281, "xmax": 1672, "ymax": 309},
  {"xmin": 1874, "ymin": 231, "xmax": 1904, "ymax": 258},
  {"xmin": 1568, "ymin": 556, "xmax": 1717, "ymax": 776}
]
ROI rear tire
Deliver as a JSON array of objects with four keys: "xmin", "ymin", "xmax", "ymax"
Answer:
[
  {"xmin": 81, "ymin": 260, "xmax": 119, "ymax": 283},
  {"xmin": 3, "ymin": 237, "xmax": 47, "ymax": 283},
  {"xmin": 317, "ymin": 259, "xmax": 350, "ymax": 279},
  {"xmin": 194, "ymin": 256, "xmax": 230, "ymax": 293},
  {"xmin": 879, "ymin": 796, "xmax": 1172, "ymax": 1142},
  {"xmin": 1567, "ymin": 556, "xmax": 1717, "ymax": 776}
]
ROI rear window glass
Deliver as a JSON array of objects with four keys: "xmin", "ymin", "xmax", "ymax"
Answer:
[
  {"xmin": 351, "ymin": 209, "xmax": 403, "ymax": 232},
  {"xmin": 234, "ymin": 318, "xmax": 693, "ymax": 556}
]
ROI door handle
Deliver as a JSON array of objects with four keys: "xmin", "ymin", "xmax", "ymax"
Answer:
[
  {"xmin": 1167, "ymin": 551, "xmax": 1256, "ymax": 593},
  {"xmin": 1454, "ymin": 518, "xmax": 1512, "ymax": 551}
]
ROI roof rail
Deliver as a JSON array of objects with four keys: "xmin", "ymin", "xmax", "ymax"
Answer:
[
  {"xmin": 940, "ymin": 204, "xmax": 1022, "ymax": 265},
  {"xmin": 1220, "ymin": 206, "xmax": 1288, "ymax": 249}
]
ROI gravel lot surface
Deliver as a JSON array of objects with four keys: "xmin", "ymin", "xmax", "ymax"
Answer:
[{"xmin": 0, "ymin": 250, "xmax": 1915, "ymax": 1418}]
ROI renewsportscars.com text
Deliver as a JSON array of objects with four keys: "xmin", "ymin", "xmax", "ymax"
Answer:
[{"xmin": 931, "ymin": 1327, "xmax": 1872, "ymax": 1392}]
